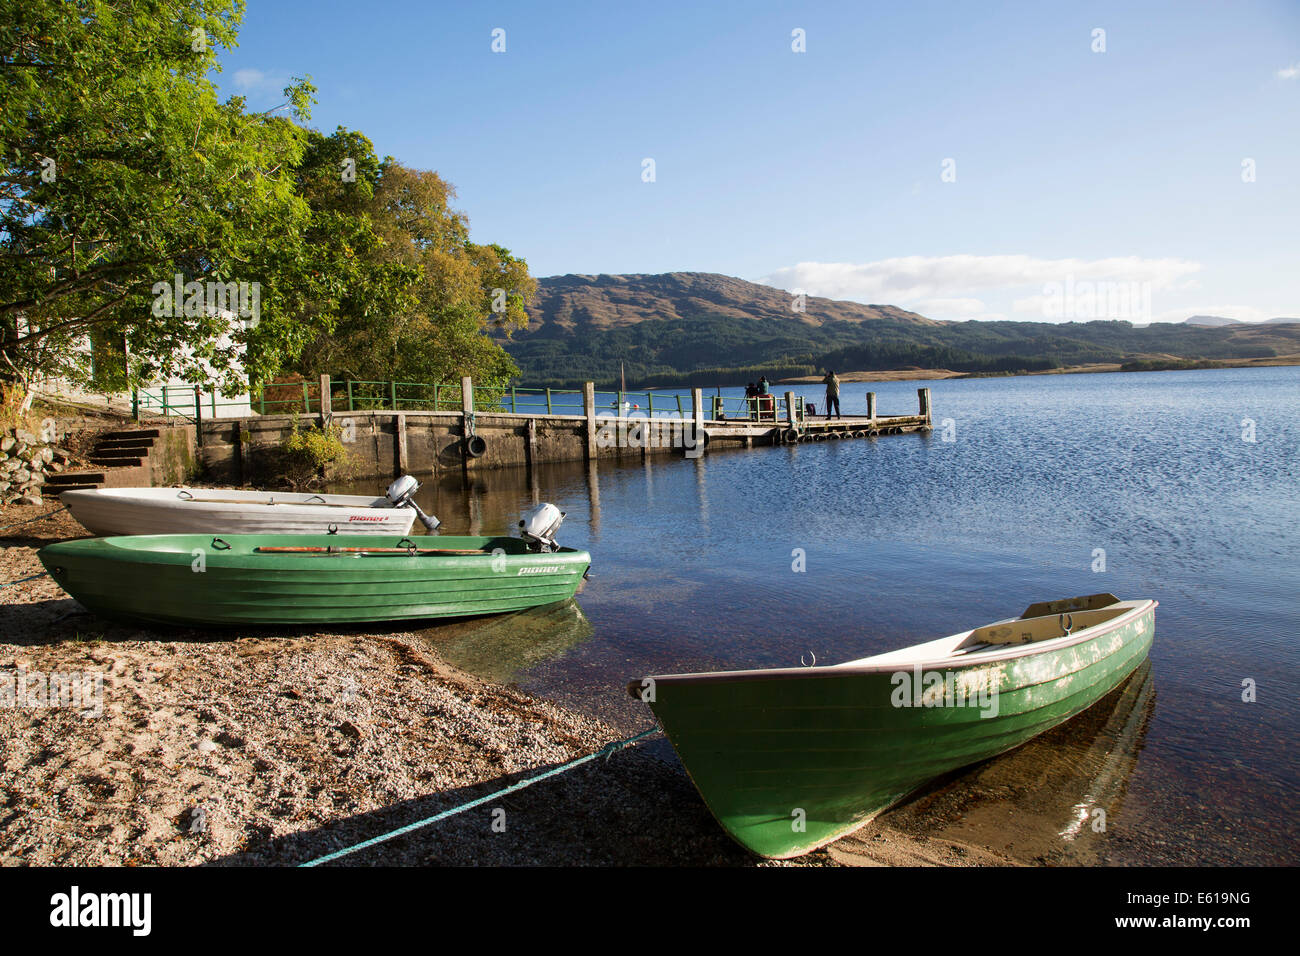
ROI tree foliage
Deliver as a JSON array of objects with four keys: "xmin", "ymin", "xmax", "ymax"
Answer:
[
  {"xmin": 290, "ymin": 132, "xmax": 533, "ymax": 388},
  {"xmin": 0, "ymin": 0, "xmax": 322, "ymax": 392},
  {"xmin": 1, "ymin": 2, "xmax": 534, "ymax": 396}
]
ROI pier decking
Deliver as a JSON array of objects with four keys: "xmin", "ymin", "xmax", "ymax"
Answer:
[{"xmin": 701, "ymin": 387, "xmax": 932, "ymax": 445}]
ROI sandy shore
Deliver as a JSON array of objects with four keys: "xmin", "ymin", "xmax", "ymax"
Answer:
[{"xmin": 0, "ymin": 502, "xmax": 1017, "ymax": 867}]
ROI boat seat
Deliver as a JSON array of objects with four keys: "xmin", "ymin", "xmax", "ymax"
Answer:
[{"xmin": 965, "ymin": 605, "xmax": 1130, "ymax": 647}]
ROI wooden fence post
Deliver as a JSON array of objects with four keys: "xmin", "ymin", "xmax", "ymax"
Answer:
[
  {"xmin": 691, "ymin": 387, "xmax": 704, "ymax": 455},
  {"xmin": 319, "ymin": 374, "xmax": 332, "ymax": 426},
  {"xmin": 583, "ymin": 382, "xmax": 597, "ymax": 460}
]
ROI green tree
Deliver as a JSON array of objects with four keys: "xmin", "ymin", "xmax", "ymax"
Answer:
[
  {"xmin": 291, "ymin": 141, "xmax": 535, "ymax": 388},
  {"xmin": 0, "ymin": 0, "xmax": 321, "ymax": 394}
]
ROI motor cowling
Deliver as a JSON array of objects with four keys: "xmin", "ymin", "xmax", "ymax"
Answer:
[
  {"xmin": 519, "ymin": 503, "xmax": 565, "ymax": 552},
  {"xmin": 385, "ymin": 475, "xmax": 440, "ymax": 531},
  {"xmin": 386, "ymin": 475, "xmax": 419, "ymax": 505}
]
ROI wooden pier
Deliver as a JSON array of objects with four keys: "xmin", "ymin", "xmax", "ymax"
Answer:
[
  {"xmin": 195, "ymin": 380, "xmax": 934, "ymax": 483},
  {"xmin": 701, "ymin": 387, "xmax": 932, "ymax": 447}
]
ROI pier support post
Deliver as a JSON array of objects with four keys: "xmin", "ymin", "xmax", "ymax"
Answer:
[
  {"xmin": 319, "ymin": 374, "xmax": 332, "ymax": 425},
  {"xmin": 785, "ymin": 391, "xmax": 798, "ymax": 427},
  {"xmin": 692, "ymin": 388, "xmax": 705, "ymax": 456},
  {"xmin": 395, "ymin": 412, "xmax": 408, "ymax": 475},
  {"xmin": 918, "ymin": 387, "xmax": 931, "ymax": 425},
  {"xmin": 583, "ymin": 382, "xmax": 596, "ymax": 460},
  {"xmin": 460, "ymin": 376, "xmax": 474, "ymax": 469},
  {"xmin": 527, "ymin": 417, "xmax": 538, "ymax": 466},
  {"xmin": 232, "ymin": 421, "xmax": 245, "ymax": 487},
  {"xmin": 866, "ymin": 391, "xmax": 876, "ymax": 425}
]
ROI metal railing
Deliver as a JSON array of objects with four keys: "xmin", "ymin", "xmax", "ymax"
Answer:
[
  {"xmin": 133, "ymin": 378, "xmax": 809, "ymax": 425},
  {"xmin": 133, "ymin": 385, "xmax": 254, "ymax": 422},
  {"xmin": 704, "ymin": 393, "xmax": 804, "ymax": 424},
  {"xmin": 473, "ymin": 385, "xmax": 586, "ymax": 415}
]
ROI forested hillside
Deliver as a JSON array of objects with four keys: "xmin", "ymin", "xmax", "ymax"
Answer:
[{"xmin": 504, "ymin": 273, "xmax": 1300, "ymax": 387}]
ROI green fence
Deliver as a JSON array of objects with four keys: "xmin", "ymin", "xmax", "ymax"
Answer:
[
  {"xmin": 133, "ymin": 378, "xmax": 807, "ymax": 423},
  {"xmin": 133, "ymin": 385, "xmax": 254, "ymax": 422}
]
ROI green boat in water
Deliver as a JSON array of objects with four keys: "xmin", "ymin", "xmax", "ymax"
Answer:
[
  {"xmin": 40, "ymin": 530, "xmax": 590, "ymax": 628},
  {"xmin": 629, "ymin": 593, "xmax": 1156, "ymax": 859}
]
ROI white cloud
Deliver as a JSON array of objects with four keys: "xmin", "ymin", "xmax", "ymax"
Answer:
[
  {"xmin": 233, "ymin": 68, "xmax": 267, "ymax": 90},
  {"xmin": 1277, "ymin": 63, "xmax": 1300, "ymax": 79},
  {"xmin": 759, "ymin": 255, "xmax": 1202, "ymax": 306},
  {"xmin": 231, "ymin": 68, "xmax": 290, "ymax": 96}
]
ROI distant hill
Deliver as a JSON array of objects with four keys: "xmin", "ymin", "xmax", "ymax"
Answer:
[
  {"xmin": 503, "ymin": 273, "xmax": 1300, "ymax": 387},
  {"xmin": 1184, "ymin": 315, "xmax": 1244, "ymax": 327},
  {"xmin": 526, "ymin": 272, "xmax": 935, "ymax": 333},
  {"xmin": 1184, "ymin": 315, "xmax": 1300, "ymax": 327}
]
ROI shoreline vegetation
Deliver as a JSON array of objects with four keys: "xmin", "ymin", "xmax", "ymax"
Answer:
[{"xmin": 0, "ymin": 505, "xmax": 1016, "ymax": 866}]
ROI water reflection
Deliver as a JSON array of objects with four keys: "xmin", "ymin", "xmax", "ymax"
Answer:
[
  {"xmin": 413, "ymin": 599, "xmax": 594, "ymax": 685},
  {"xmin": 874, "ymin": 660, "xmax": 1156, "ymax": 865}
]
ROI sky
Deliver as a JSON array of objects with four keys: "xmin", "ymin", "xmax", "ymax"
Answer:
[{"xmin": 216, "ymin": 0, "xmax": 1300, "ymax": 324}]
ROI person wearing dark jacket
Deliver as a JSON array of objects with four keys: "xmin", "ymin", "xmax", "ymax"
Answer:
[{"xmin": 822, "ymin": 370, "xmax": 841, "ymax": 419}]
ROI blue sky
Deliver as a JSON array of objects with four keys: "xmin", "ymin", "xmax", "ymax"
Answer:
[{"xmin": 218, "ymin": 1, "xmax": 1299, "ymax": 323}]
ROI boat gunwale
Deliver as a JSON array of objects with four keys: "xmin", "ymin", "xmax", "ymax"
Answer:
[
  {"xmin": 43, "ymin": 534, "xmax": 588, "ymax": 564},
  {"xmin": 638, "ymin": 600, "xmax": 1156, "ymax": 687},
  {"xmin": 60, "ymin": 487, "xmax": 397, "ymax": 509}
]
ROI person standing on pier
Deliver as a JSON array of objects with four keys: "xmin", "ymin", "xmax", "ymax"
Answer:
[{"xmin": 823, "ymin": 370, "xmax": 841, "ymax": 419}]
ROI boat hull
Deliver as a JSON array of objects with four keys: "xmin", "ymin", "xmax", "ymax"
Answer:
[
  {"xmin": 61, "ymin": 488, "xmax": 417, "ymax": 537},
  {"xmin": 39, "ymin": 533, "xmax": 589, "ymax": 627},
  {"xmin": 639, "ymin": 602, "xmax": 1155, "ymax": 859}
]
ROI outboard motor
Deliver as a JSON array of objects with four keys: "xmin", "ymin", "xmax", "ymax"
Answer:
[
  {"xmin": 386, "ymin": 475, "xmax": 440, "ymax": 532},
  {"xmin": 519, "ymin": 503, "xmax": 565, "ymax": 552}
]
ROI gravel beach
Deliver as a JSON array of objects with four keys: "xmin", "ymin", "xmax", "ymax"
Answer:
[{"xmin": 0, "ymin": 503, "xmax": 1010, "ymax": 867}]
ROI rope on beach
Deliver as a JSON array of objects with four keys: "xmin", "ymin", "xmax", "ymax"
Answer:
[
  {"xmin": 0, "ymin": 571, "xmax": 50, "ymax": 589},
  {"xmin": 299, "ymin": 726, "xmax": 660, "ymax": 867},
  {"xmin": 0, "ymin": 505, "xmax": 68, "ymax": 536}
]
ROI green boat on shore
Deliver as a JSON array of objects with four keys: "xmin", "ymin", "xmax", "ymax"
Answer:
[
  {"xmin": 629, "ymin": 593, "xmax": 1156, "ymax": 859},
  {"xmin": 39, "ymin": 532, "xmax": 590, "ymax": 628}
]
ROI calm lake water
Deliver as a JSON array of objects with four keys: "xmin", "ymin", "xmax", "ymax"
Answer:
[{"xmin": 338, "ymin": 366, "xmax": 1299, "ymax": 865}]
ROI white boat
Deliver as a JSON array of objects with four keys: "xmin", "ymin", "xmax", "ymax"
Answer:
[{"xmin": 61, "ymin": 476, "xmax": 439, "ymax": 537}]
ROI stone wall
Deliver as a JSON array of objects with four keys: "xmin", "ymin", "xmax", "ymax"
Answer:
[
  {"xmin": 0, "ymin": 421, "xmax": 75, "ymax": 506},
  {"xmin": 197, "ymin": 410, "xmax": 694, "ymax": 484}
]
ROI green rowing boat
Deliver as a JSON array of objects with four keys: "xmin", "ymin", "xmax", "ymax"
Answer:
[
  {"xmin": 628, "ymin": 593, "xmax": 1156, "ymax": 859},
  {"xmin": 39, "ymin": 533, "xmax": 590, "ymax": 627}
]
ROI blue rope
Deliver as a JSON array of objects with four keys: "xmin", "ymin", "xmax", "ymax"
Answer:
[
  {"xmin": 0, "ymin": 505, "xmax": 68, "ymax": 536},
  {"xmin": 0, "ymin": 571, "xmax": 49, "ymax": 589},
  {"xmin": 299, "ymin": 726, "xmax": 659, "ymax": 867}
]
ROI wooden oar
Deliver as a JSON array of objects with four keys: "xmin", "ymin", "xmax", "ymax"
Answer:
[{"xmin": 254, "ymin": 546, "xmax": 489, "ymax": 555}]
